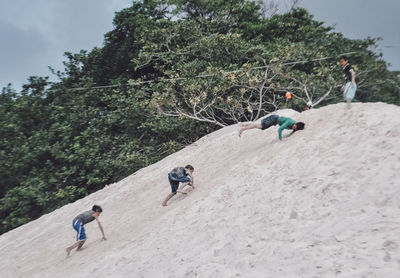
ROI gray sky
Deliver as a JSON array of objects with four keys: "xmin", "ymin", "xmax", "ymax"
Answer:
[
  {"xmin": 297, "ymin": 0, "xmax": 400, "ymax": 70},
  {"xmin": 1, "ymin": 0, "xmax": 399, "ymax": 91},
  {"xmin": 0, "ymin": 0, "xmax": 132, "ymax": 91}
]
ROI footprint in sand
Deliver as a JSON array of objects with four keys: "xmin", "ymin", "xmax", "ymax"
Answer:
[{"xmin": 383, "ymin": 251, "xmax": 391, "ymax": 262}]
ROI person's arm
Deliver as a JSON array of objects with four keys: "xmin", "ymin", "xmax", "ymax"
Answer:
[
  {"xmin": 350, "ymin": 68, "xmax": 356, "ymax": 85},
  {"xmin": 177, "ymin": 181, "xmax": 193, "ymax": 193},
  {"xmin": 278, "ymin": 122, "xmax": 291, "ymax": 140},
  {"xmin": 286, "ymin": 130, "xmax": 295, "ymax": 138},
  {"xmin": 93, "ymin": 214, "xmax": 106, "ymax": 240}
]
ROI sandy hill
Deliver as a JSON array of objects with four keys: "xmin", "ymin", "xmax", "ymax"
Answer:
[{"xmin": 1, "ymin": 103, "xmax": 399, "ymax": 278}]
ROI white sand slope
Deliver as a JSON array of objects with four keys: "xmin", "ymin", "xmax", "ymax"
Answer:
[{"xmin": 1, "ymin": 103, "xmax": 400, "ymax": 278}]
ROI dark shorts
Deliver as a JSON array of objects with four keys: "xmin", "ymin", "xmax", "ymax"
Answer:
[
  {"xmin": 168, "ymin": 173, "xmax": 191, "ymax": 194},
  {"xmin": 261, "ymin": 115, "xmax": 279, "ymax": 130}
]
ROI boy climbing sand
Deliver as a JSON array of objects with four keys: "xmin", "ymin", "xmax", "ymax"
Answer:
[
  {"xmin": 66, "ymin": 205, "xmax": 106, "ymax": 256},
  {"xmin": 162, "ymin": 165, "xmax": 194, "ymax": 206},
  {"xmin": 238, "ymin": 115, "xmax": 305, "ymax": 140}
]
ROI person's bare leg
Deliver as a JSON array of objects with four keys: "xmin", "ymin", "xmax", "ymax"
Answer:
[
  {"xmin": 179, "ymin": 183, "xmax": 188, "ymax": 190},
  {"xmin": 346, "ymin": 98, "xmax": 351, "ymax": 109},
  {"xmin": 76, "ymin": 240, "xmax": 86, "ymax": 251},
  {"xmin": 239, "ymin": 122, "xmax": 253, "ymax": 127},
  {"xmin": 238, "ymin": 122, "xmax": 262, "ymax": 137},
  {"xmin": 162, "ymin": 193, "xmax": 175, "ymax": 206},
  {"xmin": 66, "ymin": 240, "xmax": 85, "ymax": 256}
]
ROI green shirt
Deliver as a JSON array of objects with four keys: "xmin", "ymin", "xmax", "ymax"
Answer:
[{"xmin": 277, "ymin": 116, "xmax": 295, "ymax": 140}]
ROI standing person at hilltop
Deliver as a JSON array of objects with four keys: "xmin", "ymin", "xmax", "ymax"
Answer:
[
  {"xmin": 238, "ymin": 115, "xmax": 305, "ymax": 140},
  {"xmin": 162, "ymin": 165, "xmax": 194, "ymax": 206},
  {"xmin": 66, "ymin": 205, "xmax": 106, "ymax": 256},
  {"xmin": 339, "ymin": 56, "xmax": 357, "ymax": 109}
]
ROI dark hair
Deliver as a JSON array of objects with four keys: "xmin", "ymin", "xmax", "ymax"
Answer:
[
  {"xmin": 92, "ymin": 205, "xmax": 103, "ymax": 212},
  {"xmin": 339, "ymin": 55, "xmax": 348, "ymax": 61},
  {"xmin": 295, "ymin": 122, "xmax": 305, "ymax": 130},
  {"xmin": 185, "ymin": 164, "xmax": 194, "ymax": 171}
]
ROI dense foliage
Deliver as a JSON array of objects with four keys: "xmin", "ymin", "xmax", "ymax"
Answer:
[{"xmin": 1, "ymin": 0, "xmax": 399, "ymax": 234}]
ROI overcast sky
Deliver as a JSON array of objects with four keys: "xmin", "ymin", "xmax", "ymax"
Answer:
[{"xmin": 1, "ymin": 0, "xmax": 399, "ymax": 91}]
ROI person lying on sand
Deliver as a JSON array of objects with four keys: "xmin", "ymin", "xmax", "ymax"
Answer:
[
  {"xmin": 238, "ymin": 115, "xmax": 305, "ymax": 140},
  {"xmin": 66, "ymin": 205, "xmax": 106, "ymax": 256},
  {"xmin": 162, "ymin": 165, "xmax": 194, "ymax": 206}
]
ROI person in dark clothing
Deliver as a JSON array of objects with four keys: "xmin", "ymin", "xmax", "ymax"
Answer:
[{"xmin": 162, "ymin": 165, "xmax": 195, "ymax": 206}]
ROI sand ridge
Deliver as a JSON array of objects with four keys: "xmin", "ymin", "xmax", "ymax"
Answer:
[{"xmin": 1, "ymin": 102, "xmax": 399, "ymax": 277}]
